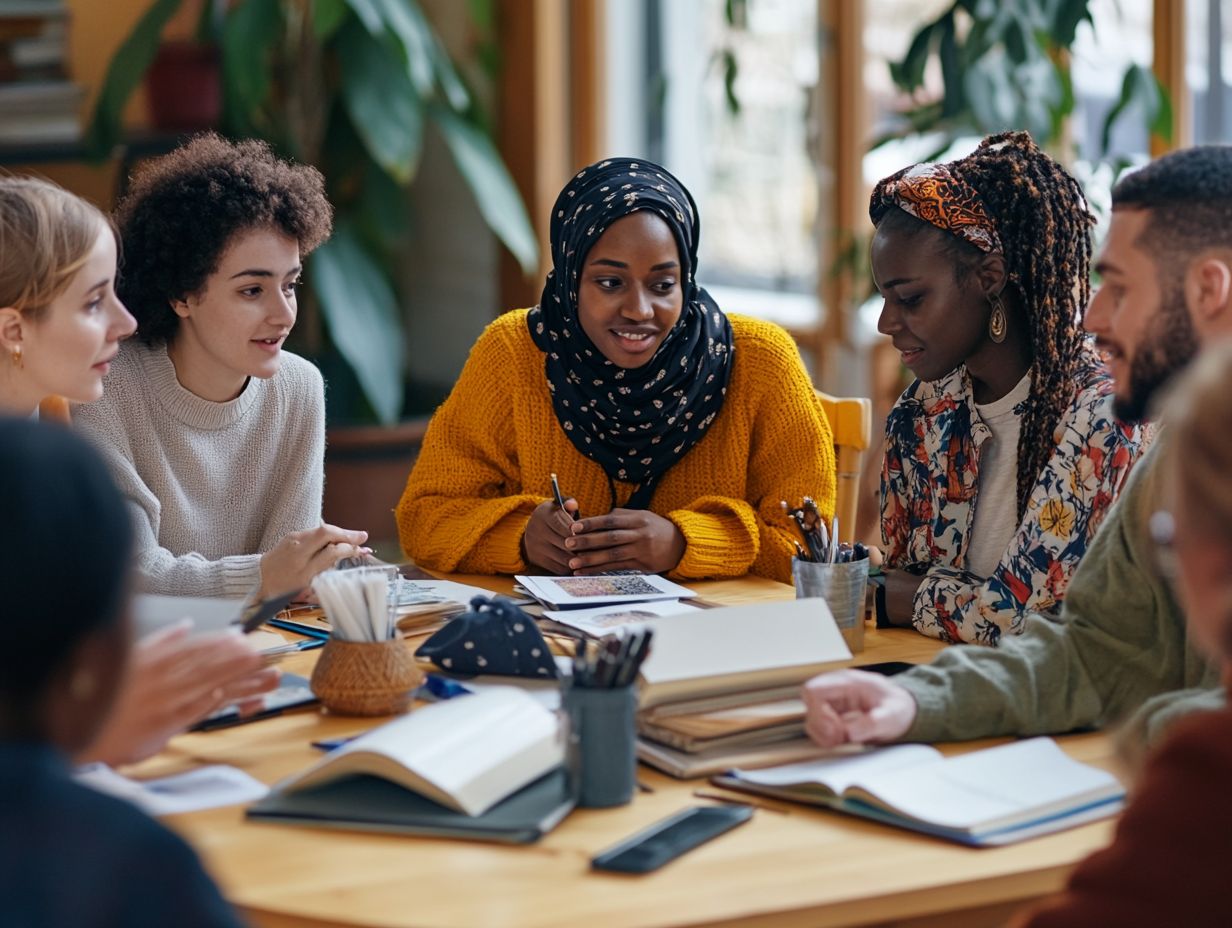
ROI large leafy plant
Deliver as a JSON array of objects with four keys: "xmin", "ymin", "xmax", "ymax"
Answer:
[
  {"xmin": 88, "ymin": 0, "xmax": 537, "ymax": 425},
  {"xmin": 877, "ymin": 0, "xmax": 1172, "ymax": 160}
]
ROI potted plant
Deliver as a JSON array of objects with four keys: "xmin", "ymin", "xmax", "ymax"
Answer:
[
  {"xmin": 87, "ymin": 0, "xmax": 538, "ymax": 542},
  {"xmin": 874, "ymin": 0, "xmax": 1172, "ymax": 161},
  {"xmin": 88, "ymin": 0, "xmax": 537, "ymax": 425}
]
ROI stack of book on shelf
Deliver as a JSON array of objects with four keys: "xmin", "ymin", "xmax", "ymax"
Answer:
[
  {"xmin": 631, "ymin": 598, "xmax": 852, "ymax": 778},
  {"xmin": 0, "ymin": 1, "xmax": 82, "ymax": 144}
]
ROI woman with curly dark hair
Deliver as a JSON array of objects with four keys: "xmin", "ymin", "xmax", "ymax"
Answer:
[
  {"xmin": 869, "ymin": 132, "xmax": 1147, "ymax": 645},
  {"xmin": 76, "ymin": 133, "xmax": 367, "ymax": 598}
]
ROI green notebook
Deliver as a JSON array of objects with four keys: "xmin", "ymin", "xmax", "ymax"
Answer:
[{"xmin": 246, "ymin": 768, "xmax": 574, "ymax": 844}]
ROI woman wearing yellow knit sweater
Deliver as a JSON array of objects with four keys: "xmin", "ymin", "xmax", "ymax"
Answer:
[{"xmin": 397, "ymin": 158, "xmax": 835, "ymax": 584}]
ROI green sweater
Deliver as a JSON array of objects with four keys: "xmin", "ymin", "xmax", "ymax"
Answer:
[{"xmin": 898, "ymin": 438, "xmax": 1224, "ymax": 747}]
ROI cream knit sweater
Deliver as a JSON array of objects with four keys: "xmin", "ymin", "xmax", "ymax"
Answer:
[{"xmin": 74, "ymin": 340, "xmax": 325, "ymax": 597}]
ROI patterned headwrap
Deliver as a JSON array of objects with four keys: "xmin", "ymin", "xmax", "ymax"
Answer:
[
  {"xmin": 869, "ymin": 162, "xmax": 1002, "ymax": 253},
  {"xmin": 527, "ymin": 158, "xmax": 734, "ymax": 511}
]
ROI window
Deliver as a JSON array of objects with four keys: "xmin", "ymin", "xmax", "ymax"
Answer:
[{"xmin": 604, "ymin": 0, "xmax": 820, "ymax": 330}]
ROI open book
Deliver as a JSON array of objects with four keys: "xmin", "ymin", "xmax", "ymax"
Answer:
[
  {"xmin": 391, "ymin": 578, "xmax": 520, "ymax": 632},
  {"xmin": 260, "ymin": 688, "xmax": 563, "ymax": 817},
  {"xmin": 712, "ymin": 738, "xmax": 1125, "ymax": 846}
]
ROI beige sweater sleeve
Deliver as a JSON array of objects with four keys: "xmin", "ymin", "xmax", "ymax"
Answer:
[{"xmin": 75, "ymin": 343, "xmax": 326, "ymax": 598}]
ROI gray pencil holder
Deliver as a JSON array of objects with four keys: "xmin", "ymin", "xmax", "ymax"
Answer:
[
  {"xmin": 793, "ymin": 556, "xmax": 870, "ymax": 653},
  {"xmin": 563, "ymin": 683, "xmax": 638, "ymax": 808}
]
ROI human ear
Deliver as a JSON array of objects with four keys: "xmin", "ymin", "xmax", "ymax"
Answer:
[
  {"xmin": 975, "ymin": 253, "xmax": 1008, "ymax": 298},
  {"xmin": 0, "ymin": 306, "xmax": 25, "ymax": 353},
  {"xmin": 1187, "ymin": 256, "xmax": 1232, "ymax": 331},
  {"xmin": 170, "ymin": 297, "xmax": 192, "ymax": 320}
]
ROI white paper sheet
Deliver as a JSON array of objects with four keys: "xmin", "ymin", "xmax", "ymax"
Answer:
[{"xmin": 76, "ymin": 763, "xmax": 269, "ymax": 816}]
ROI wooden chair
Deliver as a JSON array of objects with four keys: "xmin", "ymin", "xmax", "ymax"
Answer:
[
  {"xmin": 815, "ymin": 391, "xmax": 872, "ymax": 544},
  {"xmin": 37, "ymin": 395, "xmax": 71, "ymax": 424}
]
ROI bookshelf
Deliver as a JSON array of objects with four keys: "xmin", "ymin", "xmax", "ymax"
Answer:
[{"xmin": 0, "ymin": 0, "xmax": 82, "ymax": 144}]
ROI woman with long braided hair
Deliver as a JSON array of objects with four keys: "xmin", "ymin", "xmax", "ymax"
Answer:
[{"xmin": 869, "ymin": 131, "xmax": 1146, "ymax": 644}]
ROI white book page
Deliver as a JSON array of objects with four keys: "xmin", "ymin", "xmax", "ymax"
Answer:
[
  {"xmin": 732, "ymin": 744, "xmax": 941, "ymax": 794},
  {"xmin": 543, "ymin": 600, "xmax": 699, "ymax": 636},
  {"xmin": 132, "ymin": 593, "xmax": 242, "ymax": 637},
  {"xmin": 286, "ymin": 688, "xmax": 563, "ymax": 816},
  {"xmin": 515, "ymin": 573, "xmax": 695, "ymax": 607},
  {"xmin": 77, "ymin": 763, "xmax": 268, "ymax": 816},
  {"xmin": 851, "ymin": 738, "xmax": 1123, "ymax": 832}
]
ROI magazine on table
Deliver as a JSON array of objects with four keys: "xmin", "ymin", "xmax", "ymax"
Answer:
[{"xmin": 515, "ymin": 573, "xmax": 696, "ymax": 610}]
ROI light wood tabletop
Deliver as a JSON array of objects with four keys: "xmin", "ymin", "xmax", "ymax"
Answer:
[{"xmin": 133, "ymin": 574, "xmax": 1120, "ymax": 928}]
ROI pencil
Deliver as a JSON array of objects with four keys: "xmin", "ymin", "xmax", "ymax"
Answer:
[{"xmin": 550, "ymin": 472, "xmax": 579, "ymax": 520}]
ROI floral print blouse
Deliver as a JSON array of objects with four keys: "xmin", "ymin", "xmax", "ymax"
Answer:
[{"xmin": 881, "ymin": 344, "xmax": 1146, "ymax": 645}]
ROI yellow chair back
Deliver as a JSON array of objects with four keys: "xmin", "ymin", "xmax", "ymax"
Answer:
[{"xmin": 816, "ymin": 391, "xmax": 872, "ymax": 544}]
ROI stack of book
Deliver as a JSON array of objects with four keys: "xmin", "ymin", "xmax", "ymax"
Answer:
[
  {"xmin": 631, "ymin": 598, "xmax": 853, "ymax": 778},
  {"xmin": 0, "ymin": 0, "xmax": 82, "ymax": 144}
]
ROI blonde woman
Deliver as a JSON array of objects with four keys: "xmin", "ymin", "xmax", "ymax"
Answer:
[
  {"xmin": 1013, "ymin": 340, "xmax": 1232, "ymax": 928},
  {"xmin": 0, "ymin": 175, "xmax": 277, "ymax": 765}
]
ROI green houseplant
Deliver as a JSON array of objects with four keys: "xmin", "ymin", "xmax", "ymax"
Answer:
[
  {"xmin": 88, "ymin": 0, "xmax": 537, "ymax": 426},
  {"xmin": 876, "ymin": 0, "xmax": 1172, "ymax": 161},
  {"xmin": 836, "ymin": 0, "xmax": 1177, "ymax": 309}
]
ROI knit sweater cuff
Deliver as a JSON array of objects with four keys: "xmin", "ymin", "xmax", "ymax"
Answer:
[
  {"xmin": 667, "ymin": 507, "xmax": 757, "ymax": 580},
  {"xmin": 221, "ymin": 555, "xmax": 263, "ymax": 599},
  {"xmin": 472, "ymin": 509, "xmax": 533, "ymax": 575},
  {"xmin": 894, "ymin": 671, "xmax": 951, "ymax": 742}
]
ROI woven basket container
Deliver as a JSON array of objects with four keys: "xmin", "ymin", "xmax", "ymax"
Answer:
[{"xmin": 310, "ymin": 637, "xmax": 423, "ymax": 716}]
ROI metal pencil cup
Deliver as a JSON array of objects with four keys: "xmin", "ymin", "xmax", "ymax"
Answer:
[
  {"xmin": 563, "ymin": 683, "xmax": 638, "ymax": 808},
  {"xmin": 793, "ymin": 556, "xmax": 870, "ymax": 653}
]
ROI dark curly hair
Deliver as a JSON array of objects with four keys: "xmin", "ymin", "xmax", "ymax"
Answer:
[
  {"xmin": 1112, "ymin": 144, "xmax": 1232, "ymax": 289},
  {"xmin": 114, "ymin": 133, "xmax": 332, "ymax": 346},
  {"xmin": 872, "ymin": 131, "xmax": 1094, "ymax": 520}
]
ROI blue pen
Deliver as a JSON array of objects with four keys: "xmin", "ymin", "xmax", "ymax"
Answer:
[
  {"xmin": 311, "ymin": 735, "xmax": 360, "ymax": 752},
  {"xmin": 268, "ymin": 617, "xmax": 331, "ymax": 640}
]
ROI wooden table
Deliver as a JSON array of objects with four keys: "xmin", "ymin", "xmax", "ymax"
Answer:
[{"xmin": 137, "ymin": 575, "xmax": 1120, "ymax": 928}]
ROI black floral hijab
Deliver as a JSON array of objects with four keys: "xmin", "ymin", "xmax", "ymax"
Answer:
[{"xmin": 527, "ymin": 158, "xmax": 734, "ymax": 510}]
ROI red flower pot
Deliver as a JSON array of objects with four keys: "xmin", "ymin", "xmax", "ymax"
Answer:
[{"xmin": 144, "ymin": 40, "xmax": 221, "ymax": 131}]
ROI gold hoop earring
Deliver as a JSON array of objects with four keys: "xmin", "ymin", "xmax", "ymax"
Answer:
[
  {"xmin": 988, "ymin": 294, "xmax": 1007, "ymax": 344},
  {"xmin": 11, "ymin": 345, "xmax": 22, "ymax": 369}
]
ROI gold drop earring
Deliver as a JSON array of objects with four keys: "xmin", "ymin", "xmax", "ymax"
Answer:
[
  {"xmin": 11, "ymin": 345, "xmax": 22, "ymax": 369},
  {"xmin": 988, "ymin": 293, "xmax": 1008, "ymax": 344}
]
